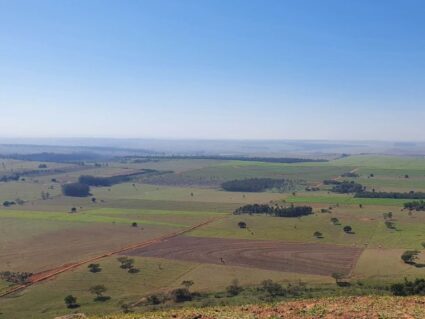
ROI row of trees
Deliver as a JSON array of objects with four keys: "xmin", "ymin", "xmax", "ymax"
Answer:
[
  {"xmin": 234, "ymin": 204, "xmax": 313, "ymax": 218},
  {"xmin": 221, "ymin": 178, "xmax": 289, "ymax": 192},
  {"xmin": 0, "ymin": 271, "xmax": 32, "ymax": 284},
  {"xmin": 355, "ymin": 191, "xmax": 425, "ymax": 199}
]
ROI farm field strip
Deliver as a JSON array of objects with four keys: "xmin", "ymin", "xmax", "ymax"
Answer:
[{"xmin": 124, "ymin": 236, "xmax": 363, "ymax": 276}]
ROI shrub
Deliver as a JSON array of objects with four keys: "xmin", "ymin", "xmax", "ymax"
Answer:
[
  {"xmin": 226, "ymin": 279, "xmax": 243, "ymax": 296},
  {"xmin": 401, "ymin": 250, "xmax": 419, "ymax": 265},
  {"xmin": 64, "ymin": 295, "xmax": 79, "ymax": 308},
  {"xmin": 170, "ymin": 288, "xmax": 192, "ymax": 302},
  {"xmin": 343, "ymin": 225, "xmax": 353, "ymax": 233},
  {"xmin": 88, "ymin": 263, "xmax": 101, "ymax": 273},
  {"xmin": 391, "ymin": 278, "xmax": 425, "ymax": 296},
  {"xmin": 238, "ymin": 221, "xmax": 247, "ymax": 229},
  {"xmin": 260, "ymin": 279, "xmax": 286, "ymax": 297}
]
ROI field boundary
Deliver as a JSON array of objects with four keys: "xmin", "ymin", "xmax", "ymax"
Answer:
[{"xmin": 0, "ymin": 215, "xmax": 226, "ymax": 298}]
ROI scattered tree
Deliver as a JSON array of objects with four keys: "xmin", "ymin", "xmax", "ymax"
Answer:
[
  {"xmin": 343, "ymin": 225, "xmax": 353, "ymax": 233},
  {"xmin": 88, "ymin": 263, "xmax": 101, "ymax": 273},
  {"xmin": 401, "ymin": 250, "xmax": 419, "ymax": 265},
  {"xmin": 89, "ymin": 285, "xmax": 110, "ymax": 301},
  {"xmin": 238, "ymin": 221, "xmax": 247, "ymax": 229},
  {"xmin": 64, "ymin": 295, "xmax": 79, "ymax": 309}
]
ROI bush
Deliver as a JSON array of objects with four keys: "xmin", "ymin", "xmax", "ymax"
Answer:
[
  {"xmin": 170, "ymin": 288, "xmax": 192, "ymax": 302},
  {"xmin": 343, "ymin": 225, "xmax": 353, "ymax": 233},
  {"xmin": 147, "ymin": 293, "xmax": 165, "ymax": 305},
  {"xmin": 401, "ymin": 250, "xmax": 419, "ymax": 265},
  {"xmin": 226, "ymin": 279, "xmax": 243, "ymax": 296},
  {"xmin": 62, "ymin": 182, "xmax": 90, "ymax": 197},
  {"xmin": 64, "ymin": 295, "xmax": 79, "ymax": 308},
  {"xmin": 260, "ymin": 279, "xmax": 286, "ymax": 297},
  {"xmin": 331, "ymin": 181, "xmax": 364, "ymax": 194},
  {"xmin": 391, "ymin": 278, "xmax": 425, "ymax": 296},
  {"xmin": 238, "ymin": 221, "xmax": 247, "ymax": 229}
]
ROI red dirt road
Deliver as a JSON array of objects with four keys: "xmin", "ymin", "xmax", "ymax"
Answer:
[{"xmin": 124, "ymin": 236, "xmax": 362, "ymax": 276}]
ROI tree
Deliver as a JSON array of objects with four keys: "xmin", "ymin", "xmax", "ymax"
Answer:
[
  {"xmin": 181, "ymin": 280, "xmax": 194, "ymax": 289},
  {"xmin": 343, "ymin": 225, "xmax": 352, "ymax": 233},
  {"xmin": 91, "ymin": 197, "xmax": 97, "ymax": 203},
  {"xmin": 313, "ymin": 231, "xmax": 323, "ymax": 238},
  {"xmin": 64, "ymin": 295, "xmax": 79, "ymax": 308},
  {"xmin": 330, "ymin": 217, "xmax": 339, "ymax": 225},
  {"xmin": 88, "ymin": 263, "xmax": 101, "ymax": 273},
  {"xmin": 62, "ymin": 182, "xmax": 90, "ymax": 197},
  {"xmin": 131, "ymin": 222, "xmax": 138, "ymax": 227},
  {"xmin": 226, "ymin": 279, "xmax": 243, "ymax": 296},
  {"xmin": 401, "ymin": 250, "xmax": 419, "ymax": 265},
  {"xmin": 89, "ymin": 285, "xmax": 109, "ymax": 301},
  {"xmin": 260, "ymin": 279, "xmax": 286, "ymax": 297},
  {"xmin": 170, "ymin": 288, "xmax": 192, "ymax": 302},
  {"xmin": 117, "ymin": 257, "xmax": 134, "ymax": 269},
  {"xmin": 238, "ymin": 221, "xmax": 247, "ymax": 229},
  {"xmin": 70, "ymin": 207, "xmax": 77, "ymax": 213}
]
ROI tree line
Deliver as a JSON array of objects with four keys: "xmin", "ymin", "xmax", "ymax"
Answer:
[
  {"xmin": 234, "ymin": 204, "xmax": 313, "ymax": 217},
  {"xmin": 126, "ymin": 155, "xmax": 327, "ymax": 164},
  {"xmin": 221, "ymin": 178, "xmax": 290, "ymax": 192},
  {"xmin": 355, "ymin": 191, "xmax": 425, "ymax": 199}
]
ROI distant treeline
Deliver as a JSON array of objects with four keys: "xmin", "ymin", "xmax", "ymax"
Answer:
[
  {"xmin": 234, "ymin": 204, "xmax": 313, "ymax": 217},
  {"xmin": 404, "ymin": 200, "xmax": 425, "ymax": 211},
  {"xmin": 331, "ymin": 181, "xmax": 365, "ymax": 194},
  {"xmin": 1, "ymin": 152, "xmax": 103, "ymax": 163},
  {"xmin": 0, "ymin": 173, "xmax": 20, "ymax": 182},
  {"xmin": 355, "ymin": 191, "xmax": 425, "ymax": 199},
  {"xmin": 323, "ymin": 180, "xmax": 342, "ymax": 185},
  {"xmin": 124, "ymin": 155, "xmax": 327, "ymax": 164},
  {"xmin": 221, "ymin": 178, "xmax": 289, "ymax": 192},
  {"xmin": 79, "ymin": 169, "xmax": 166, "ymax": 187},
  {"xmin": 62, "ymin": 170, "xmax": 167, "ymax": 197}
]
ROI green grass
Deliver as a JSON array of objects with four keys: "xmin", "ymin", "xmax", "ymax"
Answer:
[{"xmin": 0, "ymin": 209, "xmax": 193, "ymax": 227}]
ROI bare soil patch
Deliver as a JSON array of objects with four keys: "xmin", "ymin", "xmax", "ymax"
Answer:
[{"xmin": 124, "ymin": 236, "xmax": 362, "ymax": 276}]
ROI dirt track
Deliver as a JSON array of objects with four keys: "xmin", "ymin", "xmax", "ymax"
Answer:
[{"xmin": 124, "ymin": 236, "xmax": 362, "ymax": 276}]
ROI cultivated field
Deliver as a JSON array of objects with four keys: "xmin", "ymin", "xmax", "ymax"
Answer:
[{"xmin": 0, "ymin": 155, "xmax": 424, "ymax": 318}]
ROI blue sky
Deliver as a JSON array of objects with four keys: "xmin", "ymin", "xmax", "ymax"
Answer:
[{"xmin": 1, "ymin": 0, "xmax": 425, "ymax": 140}]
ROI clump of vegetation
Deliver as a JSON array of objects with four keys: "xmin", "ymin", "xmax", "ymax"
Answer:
[
  {"xmin": 237, "ymin": 221, "xmax": 247, "ymax": 229},
  {"xmin": 88, "ymin": 263, "xmax": 102, "ymax": 273},
  {"xmin": 3, "ymin": 200, "xmax": 16, "ymax": 207},
  {"xmin": 391, "ymin": 278, "xmax": 425, "ymax": 296},
  {"xmin": 0, "ymin": 271, "xmax": 32, "ymax": 284},
  {"xmin": 331, "ymin": 181, "xmax": 364, "ymax": 194},
  {"xmin": 62, "ymin": 182, "xmax": 90, "ymax": 197},
  {"xmin": 117, "ymin": 257, "xmax": 139, "ymax": 273},
  {"xmin": 313, "ymin": 231, "xmax": 323, "ymax": 238},
  {"xmin": 343, "ymin": 225, "xmax": 353, "ymax": 233},
  {"xmin": 404, "ymin": 200, "xmax": 425, "ymax": 211},
  {"xmin": 89, "ymin": 284, "xmax": 110, "ymax": 302},
  {"xmin": 330, "ymin": 217, "xmax": 340, "ymax": 225},
  {"xmin": 341, "ymin": 172, "xmax": 359, "ymax": 178},
  {"xmin": 226, "ymin": 279, "xmax": 243, "ymax": 296},
  {"xmin": 401, "ymin": 250, "xmax": 420, "ymax": 265},
  {"xmin": 170, "ymin": 288, "xmax": 192, "ymax": 302},
  {"xmin": 234, "ymin": 204, "xmax": 313, "ymax": 218},
  {"xmin": 221, "ymin": 178, "xmax": 292, "ymax": 192},
  {"xmin": 64, "ymin": 295, "xmax": 79, "ymax": 309}
]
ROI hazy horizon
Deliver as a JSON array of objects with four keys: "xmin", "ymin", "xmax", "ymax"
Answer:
[{"xmin": 2, "ymin": 0, "xmax": 425, "ymax": 140}]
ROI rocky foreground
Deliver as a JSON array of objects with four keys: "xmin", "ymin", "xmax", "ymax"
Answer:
[{"xmin": 73, "ymin": 296, "xmax": 425, "ymax": 319}]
